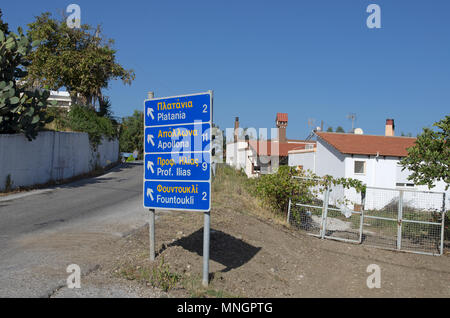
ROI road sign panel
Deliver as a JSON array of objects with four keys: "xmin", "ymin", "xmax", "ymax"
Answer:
[
  {"xmin": 144, "ymin": 180, "xmax": 211, "ymax": 211},
  {"xmin": 145, "ymin": 152, "xmax": 211, "ymax": 181},
  {"xmin": 144, "ymin": 123, "xmax": 211, "ymax": 154},
  {"xmin": 145, "ymin": 93, "xmax": 211, "ymax": 127},
  {"xmin": 144, "ymin": 91, "xmax": 212, "ymax": 212}
]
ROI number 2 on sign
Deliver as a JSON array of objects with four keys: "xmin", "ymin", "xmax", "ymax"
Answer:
[
  {"xmin": 202, "ymin": 192, "xmax": 208, "ymax": 201},
  {"xmin": 203, "ymin": 104, "xmax": 208, "ymax": 113}
]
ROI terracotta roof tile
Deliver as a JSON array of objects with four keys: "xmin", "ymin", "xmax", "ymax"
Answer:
[
  {"xmin": 316, "ymin": 132, "xmax": 416, "ymax": 157},
  {"xmin": 249, "ymin": 140, "xmax": 314, "ymax": 156}
]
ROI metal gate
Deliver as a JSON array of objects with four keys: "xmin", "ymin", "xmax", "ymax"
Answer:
[
  {"xmin": 362, "ymin": 187, "xmax": 446, "ymax": 256},
  {"xmin": 288, "ymin": 179, "xmax": 447, "ymax": 256}
]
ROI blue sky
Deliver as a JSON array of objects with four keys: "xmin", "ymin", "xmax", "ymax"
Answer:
[{"xmin": 2, "ymin": 0, "xmax": 449, "ymax": 140}]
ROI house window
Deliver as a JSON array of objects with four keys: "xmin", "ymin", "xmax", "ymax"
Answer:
[
  {"xmin": 354, "ymin": 161, "xmax": 366, "ymax": 175},
  {"xmin": 396, "ymin": 183, "xmax": 415, "ymax": 188}
]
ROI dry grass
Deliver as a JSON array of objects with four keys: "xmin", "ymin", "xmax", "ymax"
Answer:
[{"xmin": 212, "ymin": 164, "xmax": 287, "ymax": 226}]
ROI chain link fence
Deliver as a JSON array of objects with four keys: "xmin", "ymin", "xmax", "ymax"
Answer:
[{"xmin": 288, "ymin": 178, "xmax": 447, "ymax": 256}]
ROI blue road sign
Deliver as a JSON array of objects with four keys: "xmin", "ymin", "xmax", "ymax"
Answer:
[
  {"xmin": 144, "ymin": 181, "xmax": 211, "ymax": 212},
  {"xmin": 145, "ymin": 93, "xmax": 211, "ymax": 127},
  {"xmin": 144, "ymin": 152, "xmax": 211, "ymax": 181},
  {"xmin": 144, "ymin": 123, "xmax": 211, "ymax": 154},
  {"xmin": 144, "ymin": 92, "xmax": 212, "ymax": 212}
]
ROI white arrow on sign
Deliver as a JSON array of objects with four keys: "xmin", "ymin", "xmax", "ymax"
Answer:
[
  {"xmin": 147, "ymin": 107, "xmax": 154, "ymax": 120},
  {"xmin": 147, "ymin": 134, "xmax": 155, "ymax": 146},
  {"xmin": 147, "ymin": 188, "xmax": 154, "ymax": 201},
  {"xmin": 147, "ymin": 160, "xmax": 154, "ymax": 173}
]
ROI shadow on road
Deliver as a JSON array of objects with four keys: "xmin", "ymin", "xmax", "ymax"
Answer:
[{"xmin": 166, "ymin": 228, "xmax": 261, "ymax": 273}]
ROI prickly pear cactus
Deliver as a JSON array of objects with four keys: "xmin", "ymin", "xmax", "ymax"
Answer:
[{"xmin": 0, "ymin": 27, "xmax": 55, "ymax": 141}]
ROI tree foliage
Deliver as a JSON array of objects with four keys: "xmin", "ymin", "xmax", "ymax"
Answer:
[
  {"xmin": 0, "ymin": 24, "xmax": 55, "ymax": 140},
  {"xmin": 119, "ymin": 111, "xmax": 144, "ymax": 158},
  {"xmin": 67, "ymin": 105, "xmax": 118, "ymax": 148},
  {"xmin": 0, "ymin": 9, "xmax": 9, "ymax": 35},
  {"xmin": 25, "ymin": 13, "xmax": 135, "ymax": 107},
  {"xmin": 401, "ymin": 115, "xmax": 449, "ymax": 190},
  {"xmin": 336, "ymin": 126, "xmax": 345, "ymax": 133}
]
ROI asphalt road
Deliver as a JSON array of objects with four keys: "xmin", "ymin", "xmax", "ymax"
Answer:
[{"xmin": 0, "ymin": 162, "xmax": 150, "ymax": 298}]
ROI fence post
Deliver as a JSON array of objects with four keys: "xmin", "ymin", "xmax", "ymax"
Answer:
[
  {"xmin": 397, "ymin": 190, "xmax": 404, "ymax": 250},
  {"xmin": 359, "ymin": 190, "xmax": 366, "ymax": 244},
  {"xmin": 440, "ymin": 193, "xmax": 446, "ymax": 256},
  {"xmin": 287, "ymin": 198, "xmax": 292, "ymax": 224},
  {"xmin": 321, "ymin": 187, "xmax": 330, "ymax": 239}
]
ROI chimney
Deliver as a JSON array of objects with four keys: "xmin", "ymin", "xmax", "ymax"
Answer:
[
  {"xmin": 276, "ymin": 113, "xmax": 288, "ymax": 143},
  {"xmin": 385, "ymin": 119, "xmax": 395, "ymax": 137},
  {"xmin": 234, "ymin": 117, "xmax": 240, "ymax": 142}
]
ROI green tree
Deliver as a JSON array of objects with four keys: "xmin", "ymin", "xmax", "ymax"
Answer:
[
  {"xmin": 25, "ymin": 13, "xmax": 135, "ymax": 108},
  {"xmin": 0, "ymin": 9, "xmax": 9, "ymax": 35},
  {"xmin": 401, "ymin": 115, "xmax": 449, "ymax": 190},
  {"xmin": 119, "ymin": 111, "xmax": 144, "ymax": 158},
  {"xmin": 326, "ymin": 127, "xmax": 333, "ymax": 132},
  {"xmin": 0, "ymin": 25, "xmax": 55, "ymax": 140},
  {"xmin": 336, "ymin": 126, "xmax": 345, "ymax": 133}
]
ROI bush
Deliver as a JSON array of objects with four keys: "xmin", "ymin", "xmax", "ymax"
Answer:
[
  {"xmin": 247, "ymin": 166, "xmax": 315, "ymax": 217},
  {"xmin": 0, "ymin": 28, "xmax": 55, "ymax": 140},
  {"xmin": 67, "ymin": 105, "xmax": 118, "ymax": 148}
]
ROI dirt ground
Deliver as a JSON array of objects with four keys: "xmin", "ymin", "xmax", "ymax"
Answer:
[{"xmin": 84, "ymin": 169, "xmax": 450, "ymax": 298}]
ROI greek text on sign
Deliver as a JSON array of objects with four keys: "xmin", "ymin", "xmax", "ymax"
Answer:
[
  {"xmin": 145, "ymin": 152, "xmax": 211, "ymax": 181},
  {"xmin": 145, "ymin": 123, "xmax": 211, "ymax": 154},
  {"xmin": 144, "ymin": 181, "xmax": 210, "ymax": 211},
  {"xmin": 145, "ymin": 93, "xmax": 211, "ymax": 127}
]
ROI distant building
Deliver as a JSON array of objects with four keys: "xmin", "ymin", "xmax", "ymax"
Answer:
[
  {"xmin": 17, "ymin": 81, "xmax": 73, "ymax": 109},
  {"xmin": 48, "ymin": 90, "xmax": 72, "ymax": 109},
  {"xmin": 226, "ymin": 114, "xmax": 316, "ymax": 178}
]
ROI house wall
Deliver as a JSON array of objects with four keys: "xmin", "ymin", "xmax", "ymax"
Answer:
[
  {"xmin": 0, "ymin": 132, "xmax": 119, "ymax": 191},
  {"xmin": 342, "ymin": 155, "xmax": 449, "ymax": 210},
  {"xmin": 288, "ymin": 151, "xmax": 316, "ymax": 172},
  {"xmin": 315, "ymin": 139, "xmax": 345, "ymax": 178},
  {"xmin": 226, "ymin": 141, "xmax": 248, "ymax": 170}
]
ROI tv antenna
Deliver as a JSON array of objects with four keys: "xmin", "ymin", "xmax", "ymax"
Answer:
[
  {"xmin": 347, "ymin": 113, "xmax": 357, "ymax": 133},
  {"xmin": 307, "ymin": 118, "xmax": 316, "ymax": 131}
]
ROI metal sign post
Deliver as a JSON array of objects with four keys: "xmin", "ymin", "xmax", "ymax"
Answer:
[
  {"xmin": 143, "ymin": 91, "xmax": 213, "ymax": 286},
  {"xmin": 203, "ymin": 211, "xmax": 210, "ymax": 287},
  {"xmin": 148, "ymin": 92, "xmax": 156, "ymax": 262}
]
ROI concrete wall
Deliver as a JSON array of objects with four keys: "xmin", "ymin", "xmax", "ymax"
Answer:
[{"xmin": 0, "ymin": 132, "xmax": 119, "ymax": 191}]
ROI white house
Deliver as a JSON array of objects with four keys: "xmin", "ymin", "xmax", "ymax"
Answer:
[
  {"xmin": 226, "ymin": 114, "xmax": 316, "ymax": 178},
  {"xmin": 48, "ymin": 90, "xmax": 72, "ymax": 109},
  {"xmin": 289, "ymin": 120, "xmax": 449, "ymax": 210}
]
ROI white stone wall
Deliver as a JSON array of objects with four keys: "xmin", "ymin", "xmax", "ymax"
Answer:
[{"xmin": 0, "ymin": 132, "xmax": 119, "ymax": 191}]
